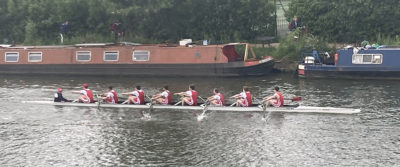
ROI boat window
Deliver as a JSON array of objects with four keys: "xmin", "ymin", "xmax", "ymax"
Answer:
[
  {"xmin": 362, "ymin": 55, "xmax": 372, "ymax": 62},
  {"xmin": 352, "ymin": 54, "xmax": 382, "ymax": 64},
  {"xmin": 133, "ymin": 50, "xmax": 150, "ymax": 61},
  {"xmin": 372, "ymin": 55, "xmax": 382, "ymax": 64},
  {"xmin": 104, "ymin": 51, "xmax": 119, "ymax": 61},
  {"xmin": 5, "ymin": 52, "xmax": 19, "ymax": 62},
  {"xmin": 76, "ymin": 51, "xmax": 91, "ymax": 61},
  {"xmin": 352, "ymin": 54, "xmax": 363, "ymax": 64},
  {"xmin": 28, "ymin": 52, "xmax": 42, "ymax": 62}
]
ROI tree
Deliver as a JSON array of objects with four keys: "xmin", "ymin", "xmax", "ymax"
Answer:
[
  {"xmin": 0, "ymin": 0, "xmax": 277, "ymax": 45},
  {"xmin": 286, "ymin": 0, "xmax": 400, "ymax": 42}
]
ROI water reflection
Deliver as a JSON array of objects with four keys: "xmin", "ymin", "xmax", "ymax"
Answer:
[{"xmin": 265, "ymin": 112, "xmax": 285, "ymax": 128}]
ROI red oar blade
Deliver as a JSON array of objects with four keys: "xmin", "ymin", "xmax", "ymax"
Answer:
[{"xmin": 291, "ymin": 96, "xmax": 302, "ymax": 102}]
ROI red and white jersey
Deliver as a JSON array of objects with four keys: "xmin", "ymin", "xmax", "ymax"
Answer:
[
  {"xmin": 213, "ymin": 93, "xmax": 225, "ymax": 106},
  {"xmin": 132, "ymin": 90, "xmax": 145, "ymax": 105},
  {"xmin": 185, "ymin": 90, "xmax": 197, "ymax": 106},
  {"xmin": 111, "ymin": 90, "xmax": 118, "ymax": 103},
  {"xmin": 105, "ymin": 92, "xmax": 115, "ymax": 104},
  {"xmin": 272, "ymin": 92, "xmax": 284, "ymax": 107},
  {"xmin": 239, "ymin": 91, "xmax": 252, "ymax": 107},
  {"xmin": 80, "ymin": 89, "xmax": 94, "ymax": 103},
  {"xmin": 161, "ymin": 90, "xmax": 171, "ymax": 104}
]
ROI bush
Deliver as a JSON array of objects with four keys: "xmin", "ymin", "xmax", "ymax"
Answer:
[
  {"xmin": 274, "ymin": 29, "xmax": 332, "ymax": 60},
  {"xmin": 287, "ymin": 0, "xmax": 400, "ymax": 43},
  {"xmin": 375, "ymin": 33, "xmax": 400, "ymax": 46}
]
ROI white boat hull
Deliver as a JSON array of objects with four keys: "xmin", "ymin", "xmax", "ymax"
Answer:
[{"xmin": 22, "ymin": 101, "xmax": 361, "ymax": 114}]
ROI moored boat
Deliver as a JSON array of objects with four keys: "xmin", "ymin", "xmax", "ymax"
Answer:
[
  {"xmin": 298, "ymin": 46, "xmax": 400, "ymax": 79},
  {"xmin": 22, "ymin": 100, "xmax": 361, "ymax": 114},
  {"xmin": 0, "ymin": 42, "xmax": 274, "ymax": 77}
]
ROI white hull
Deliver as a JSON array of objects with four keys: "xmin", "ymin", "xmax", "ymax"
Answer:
[{"xmin": 22, "ymin": 101, "xmax": 361, "ymax": 114}]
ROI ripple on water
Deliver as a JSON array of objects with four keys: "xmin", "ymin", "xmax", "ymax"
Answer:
[{"xmin": 0, "ymin": 74, "xmax": 399, "ymax": 166}]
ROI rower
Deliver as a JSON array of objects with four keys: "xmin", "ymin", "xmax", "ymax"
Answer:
[
  {"xmin": 122, "ymin": 85, "xmax": 145, "ymax": 105},
  {"xmin": 72, "ymin": 83, "xmax": 94, "ymax": 103},
  {"xmin": 54, "ymin": 88, "xmax": 70, "ymax": 102},
  {"xmin": 174, "ymin": 84, "xmax": 197, "ymax": 106},
  {"xmin": 263, "ymin": 86, "xmax": 284, "ymax": 107},
  {"xmin": 152, "ymin": 86, "xmax": 171, "ymax": 105},
  {"xmin": 102, "ymin": 86, "xmax": 118, "ymax": 104},
  {"xmin": 207, "ymin": 88, "xmax": 225, "ymax": 106},
  {"xmin": 232, "ymin": 86, "xmax": 252, "ymax": 107}
]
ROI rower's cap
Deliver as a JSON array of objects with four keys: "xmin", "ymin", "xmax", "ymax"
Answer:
[
  {"xmin": 57, "ymin": 88, "xmax": 63, "ymax": 92},
  {"xmin": 82, "ymin": 83, "xmax": 88, "ymax": 88}
]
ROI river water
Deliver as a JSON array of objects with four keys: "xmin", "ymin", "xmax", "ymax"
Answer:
[{"xmin": 0, "ymin": 74, "xmax": 399, "ymax": 166}]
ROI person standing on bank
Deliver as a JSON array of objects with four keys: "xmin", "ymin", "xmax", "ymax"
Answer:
[
  {"xmin": 60, "ymin": 21, "xmax": 69, "ymax": 44},
  {"xmin": 288, "ymin": 16, "xmax": 301, "ymax": 31},
  {"xmin": 109, "ymin": 20, "xmax": 123, "ymax": 41}
]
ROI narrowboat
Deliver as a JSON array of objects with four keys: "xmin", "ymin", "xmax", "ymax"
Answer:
[
  {"xmin": 297, "ymin": 46, "xmax": 400, "ymax": 79},
  {"xmin": 0, "ymin": 42, "xmax": 274, "ymax": 77}
]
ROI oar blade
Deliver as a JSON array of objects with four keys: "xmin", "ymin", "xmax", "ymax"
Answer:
[{"xmin": 291, "ymin": 96, "xmax": 302, "ymax": 102}]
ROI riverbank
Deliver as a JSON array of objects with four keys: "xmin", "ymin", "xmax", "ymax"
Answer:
[
  {"xmin": 250, "ymin": 43, "xmax": 298, "ymax": 72},
  {"xmin": 273, "ymin": 59, "xmax": 298, "ymax": 72},
  {"xmin": 250, "ymin": 42, "xmax": 354, "ymax": 73}
]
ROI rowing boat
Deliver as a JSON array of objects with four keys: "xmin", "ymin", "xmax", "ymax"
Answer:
[{"xmin": 22, "ymin": 101, "xmax": 361, "ymax": 114}]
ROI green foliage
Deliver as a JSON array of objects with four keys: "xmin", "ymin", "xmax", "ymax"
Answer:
[
  {"xmin": 375, "ymin": 33, "xmax": 400, "ymax": 46},
  {"xmin": 24, "ymin": 20, "xmax": 41, "ymax": 45},
  {"xmin": 0, "ymin": 0, "xmax": 277, "ymax": 45},
  {"xmin": 274, "ymin": 29, "xmax": 331, "ymax": 60},
  {"xmin": 286, "ymin": 0, "xmax": 400, "ymax": 43}
]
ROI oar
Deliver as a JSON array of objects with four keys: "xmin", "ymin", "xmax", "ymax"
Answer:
[
  {"xmin": 288, "ymin": 96, "xmax": 302, "ymax": 102},
  {"xmin": 145, "ymin": 95, "xmax": 152, "ymax": 102},
  {"xmin": 252, "ymin": 98, "xmax": 266, "ymax": 119},
  {"xmin": 95, "ymin": 94, "xmax": 101, "ymax": 109},
  {"xmin": 142, "ymin": 95, "xmax": 153, "ymax": 120},
  {"xmin": 174, "ymin": 101, "xmax": 182, "ymax": 106},
  {"xmin": 256, "ymin": 98, "xmax": 273, "ymax": 121},
  {"xmin": 174, "ymin": 96, "xmax": 184, "ymax": 106},
  {"xmin": 198, "ymin": 96, "xmax": 209, "ymax": 108},
  {"xmin": 229, "ymin": 96, "xmax": 239, "ymax": 107},
  {"xmin": 198, "ymin": 96, "xmax": 207, "ymax": 104},
  {"xmin": 121, "ymin": 99, "xmax": 129, "ymax": 104},
  {"xmin": 3, "ymin": 98, "xmax": 54, "ymax": 101},
  {"xmin": 259, "ymin": 101, "xmax": 268, "ymax": 121},
  {"xmin": 260, "ymin": 96, "xmax": 302, "ymax": 105},
  {"xmin": 261, "ymin": 96, "xmax": 302, "ymax": 121},
  {"xmin": 197, "ymin": 96, "xmax": 209, "ymax": 121},
  {"xmin": 173, "ymin": 94, "xmax": 184, "ymax": 106}
]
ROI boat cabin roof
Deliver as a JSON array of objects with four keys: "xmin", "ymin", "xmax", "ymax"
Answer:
[
  {"xmin": 0, "ymin": 42, "xmax": 248, "ymax": 50},
  {"xmin": 336, "ymin": 47, "xmax": 400, "ymax": 66}
]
